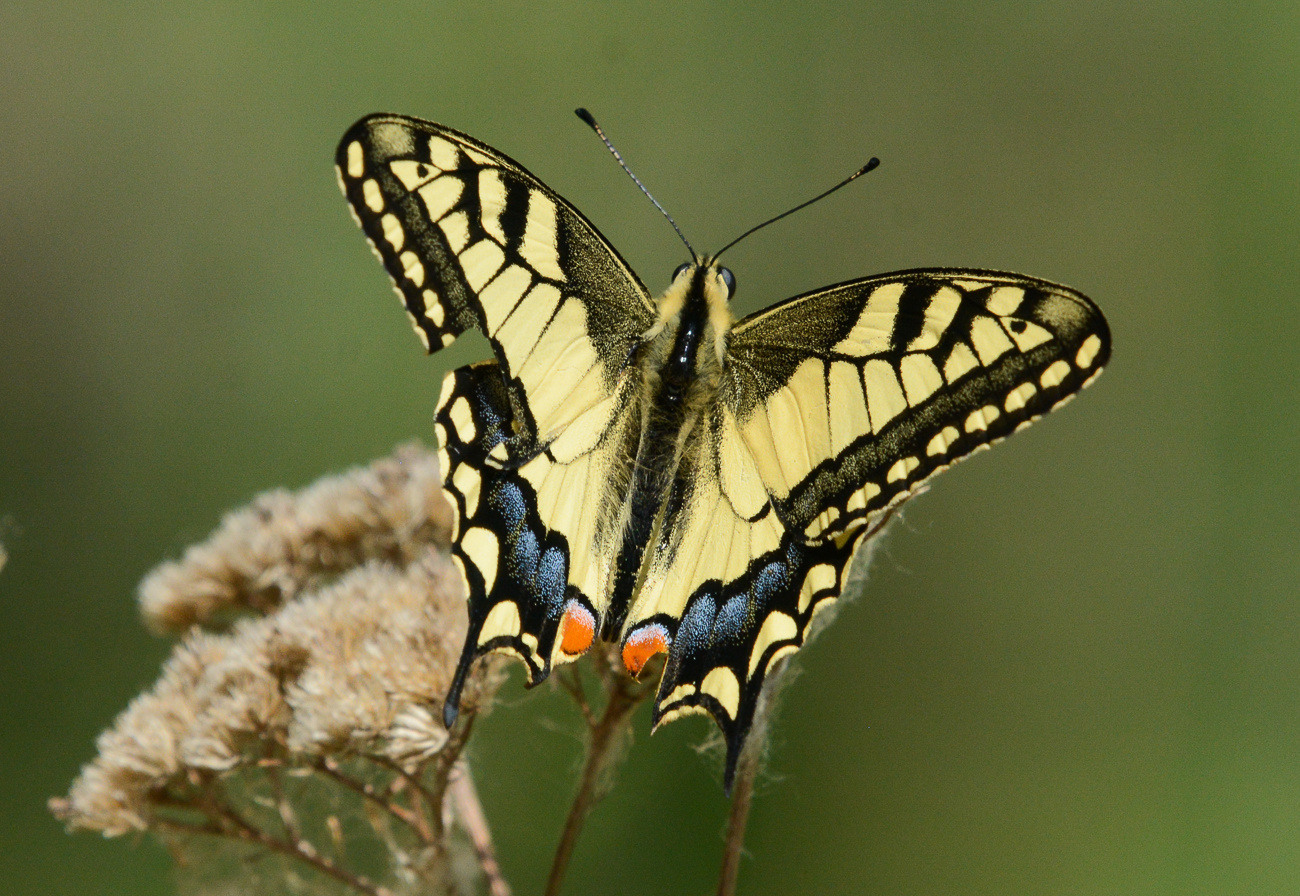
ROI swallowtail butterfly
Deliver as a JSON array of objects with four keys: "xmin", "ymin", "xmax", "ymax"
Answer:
[{"xmin": 337, "ymin": 113, "xmax": 1110, "ymax": 789}]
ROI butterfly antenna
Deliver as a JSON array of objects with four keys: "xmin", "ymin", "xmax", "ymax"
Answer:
[
  {"xmin": 576, "ymin": 108, "xmax": 697, "ymax": 262},
  {"xmin": 715, "ymin": 158, "xmax": 880, "ymax": 259}
]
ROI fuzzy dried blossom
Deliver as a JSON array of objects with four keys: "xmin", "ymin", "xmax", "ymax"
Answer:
[
  {"xmin": 139, "ymin": 443, "xmax": 451, "ymax": 632},
  {"xmin": 53, "ymin": 445, "xmax": 510, "ymax": 896}
]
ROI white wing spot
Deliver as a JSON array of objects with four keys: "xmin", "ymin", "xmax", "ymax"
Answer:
[
  {"xmin": 346, "ymin": 141, "xmax": 364, "ymax": 178},
  {"xmin": 700, "ymin": 667, "xmax": 741, "ymax": 718},
  {"xmin": 747, "ymin": 611, "xmax": 799, "ymax": 676},
  {"xmin": 399, "ymin": 250, "xmax": 425, "ymax": 287},
  {"xmin": 440, "ymin": 210, "xmax": 470, "ymax": 254},
  {"xmin": 1003, "ymin": 318, "xmax": 1054, "ymax": 352},
  {"xmin": 417, "ymin": 176, "xmax": 464, "ymax": 222},
  {"xmin": 362, "ymin": 179, "xmax": 384, "ymax": 213},
  {"xmin": 422, "ymin": 290, "xmax": 443, "ymax": 326},
  {"xmin": 844, "ymin": 481, "xmax": 880, "ymax": 512},
  {"xmin": 799, "ymin": 563, "xmax": 838, "ymax": 613},
  {"xmin": 448, "ymin": 396, "xmax": 477, "ymax": 442},
  {"xmin": 907, "ymin": 286, "xmax": 962, "ymax": 352},
  {"xmin": 828, "ymin": 360, "xmax": 870, "ymax": 454},
  {"xmin": 462, "ymin": 527, "xmax": 501, "ymax": 595},
  {"xmin": 964, "ymin": 405, "xmax": 1001, "ymax": 433},
  {"xmin": 380, "ymin": 213, "xmax": 404, "ymax": 251},
  {"xmin": 1004, "ymin": 381, "xmax": 1038, "ymax": 412},
  {"xmin": 899, "ymin": 353, "xmax": 944, "ymax": 406},
  {"xmin": 766, "ymin": 358, "xmax": 827, "ymax": 486},
  {"xmin": 427, "ymin": 136, "xmax": 459, "ymax": 171},
  {"xmin": 389, "ymin": 159, "xmax": 439, "ymax": 191},
  {"xmin": 1076, "ymin": 334, "xmax": 1103, "ymax": 369},
  {"xmin": 862, "ymin": 359, "xmax": 907, "ymax": 433},
  {"xmin": 943, "ymin": 341, "xmax": 980, "ymax": 383},
  {"xmin": 451, "ymin": 463, "xmax": 482, "ymax": 517},
  {"xmin": 717, "ymin": 405, "xmax": 769, "ymax": 519},
  {"xmin": 463, "ymin": 146, "xmax": 495, "ymax": 167},
  {"xmin": 548, "ymin": 393, "xmax": 617, "ymax": 463},
  {"xmin": 496, "ymin": 282, "xmax": 561, "ymax": 370},
  {"xmin": 520, "ymin": 191, "xmax": 566, "ymax": 282},
  {"xmin": 985, "ymin": 285, "xmax": 1025, "ymax": 316},
  {"xmin": 1040, "ymin": 359, "xmax": 1071, "ymax": 389},
  {"xmin": 970, "ymin": 316, "xmax": 1015, "ymax": 365},
  {"xmin": 479, "ymin": 264, "xmax": 533, "ymax": 334},
  {"xmin": 833, "ymin": 282, "xmax": 904, "ymax": 356},
  {"xmin": 660, "ymin": 683, "xmax": 696, "ymax": 707},
  {"xmin": 460, "ymin": 239, "xmax": 506, "ymax": 291},
  {"xmin": 476, "ymin": 598, "xmax": 520, "ymax": 646},
  {"xmin": 478, "ymin": 169, "xmax": 508, "ymax": 244},
  {"xmin": 927, "ymin": 425, "xmax": 960, "ymax": 457},
  {"xmin": 886, "ymin": 456, "xmax": 920, "ymax": 483}
]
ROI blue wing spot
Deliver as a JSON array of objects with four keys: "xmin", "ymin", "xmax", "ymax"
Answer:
[
  {"xmin": 508, "ymin": 527, "xmax": 539, "ymax": 582},
  {"xmin": 751, "ymin": 560, "xmax": 789, "ymax": 611},
  {"xmin": 489, "ymin": 480, "xmax": 528, "ymax": 530},
  {"xmin": 676, "ymin": 592, "xmax": 717, "ymax": 658},
  {"xmin": 536, "ymin": 545, "xmax": 568, "ymax": 614},
  {"xmin": 712, "ymin": 593, "xmax": 749, "ymax": 646}
]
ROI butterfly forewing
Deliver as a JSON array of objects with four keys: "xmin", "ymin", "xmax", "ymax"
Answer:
[
  {"xmin": 723, "ymin": 269, "xmax": 1111, "ymax": 540},
  {"xmin": 337, "ymin": 114, "xmax": 655, "ymax": 446}
]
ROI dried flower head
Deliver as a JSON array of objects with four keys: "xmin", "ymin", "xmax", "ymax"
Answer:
[
  {"xmin": 138, "ymin": 443, "xmax": 451, "ymax": 632},
  {"xmin": 53, "ymin": 445, "xmax": 509, "ymax": 896}
]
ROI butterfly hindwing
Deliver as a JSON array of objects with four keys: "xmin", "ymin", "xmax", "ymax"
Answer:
[
  {"xmin": 435, "ymin": 360, "xmax": 617, "ymax": 723},
  {"xmin": 650, "ymin": 520, "xmax": 878, "ymax": 788},
  {"xmin": 337, "ymin": 114, "xmax": 655, "ymax": 445}
]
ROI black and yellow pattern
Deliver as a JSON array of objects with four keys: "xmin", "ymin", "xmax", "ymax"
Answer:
[{"xmin": 338, "ymin": 114, "xmax": 1111, "ymax": 790}]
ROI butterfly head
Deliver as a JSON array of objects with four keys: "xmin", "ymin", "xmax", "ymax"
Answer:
[
  {"xmin": 652, "ymin": 258, "xmax": 736, "ymax": 366},
  {"xmin": 671, "ymin": 258, "xmax": 736, "ymax": 303}
]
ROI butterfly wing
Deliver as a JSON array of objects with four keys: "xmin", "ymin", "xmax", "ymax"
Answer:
[
  {"xmin": 337, "ymin": 114, "xmax": 655, "ymax": 447},
  {"xmin": 338, "ymin": 116, "xmax": 656, "ymax": 719},
  {"xmin": 646, "ymin": 269, "xmax": 1110, "ymax": 787}
]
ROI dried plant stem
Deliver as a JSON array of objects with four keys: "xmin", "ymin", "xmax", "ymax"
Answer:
[
  {"xmin": 544, "ymin": 659, "xmax": 653, "ymax": 896},
  {"xmin": 448, "ymin": 763, "xmax": 511, "ymax": 896},
  {"xmin": 314, "ymin": 757, "xmax": 428, "ymax": 839},
  {"xmin": 428, "ymin": 710, "xmax": 478, "ymax": 837},
  {"xmin": 156, "ymin": 795, "xmax": 393, "ymax": 896},
  {"xmin": 716, "ymin": 654, "xmax": 792, "ymax": 896},
  {"xmin": 716, "ymin": 738, "xmax": 760, "ymax": 896}
]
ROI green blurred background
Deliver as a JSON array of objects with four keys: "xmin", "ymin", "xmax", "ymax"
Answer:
[{"xmin": 3, "ymin": 2, "xmax": 1297, "ymax": 893}]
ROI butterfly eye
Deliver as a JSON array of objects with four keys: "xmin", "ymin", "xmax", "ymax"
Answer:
[
  {"xmin": 672, "ymin": 262, "xmax": 692, "ymax": 281},
  {"xmin": 719, "ymin": 266, "xmax": 736, "ymax": 298}
]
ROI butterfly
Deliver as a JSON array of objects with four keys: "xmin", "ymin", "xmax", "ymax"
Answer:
[{"xmin": 336, "ymin": 112, "xmax": 1110, "ymax": 789}]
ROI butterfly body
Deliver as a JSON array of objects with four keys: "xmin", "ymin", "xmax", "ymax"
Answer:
[{"xmin": 337, "ymin": 114, "xmax": 1111, "ymax": 787}]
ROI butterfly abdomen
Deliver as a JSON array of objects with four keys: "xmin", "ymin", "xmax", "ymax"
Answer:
[{"xmin": 603, "ymin": 267, "xmax": 730, "ymax": 642}]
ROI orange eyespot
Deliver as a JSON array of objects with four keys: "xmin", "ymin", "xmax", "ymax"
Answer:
[
  {"xmin": 558, "ymin": 602, "xmax": 596, "ymax": 657},
  {"xmin": 621, "ymin": 623, "xmax": 670, "ymax": 677}
]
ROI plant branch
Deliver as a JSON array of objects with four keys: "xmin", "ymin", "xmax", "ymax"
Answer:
[
  {"xmin": 544, "ymin": 653, "xmax": 655, "ymax": 896},
  {"xmin": 159, "ymin": 793, "xmax": 392, "ymax": 896},
  {"xmin": 716, "ymin": 737, "xmax": 760, "ymax": 896},
  {"xmin": 315, "ymin": 757, "xmax": 429, "ymax": 840},
  {"xmin": 448, "ymin": 762, "xmax": 512, "ymax": 896}
]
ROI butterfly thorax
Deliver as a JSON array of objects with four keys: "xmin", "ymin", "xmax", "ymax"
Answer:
[{"xmin": 602, "ymin": 263, "xmax": 733, "ymax": 644}]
